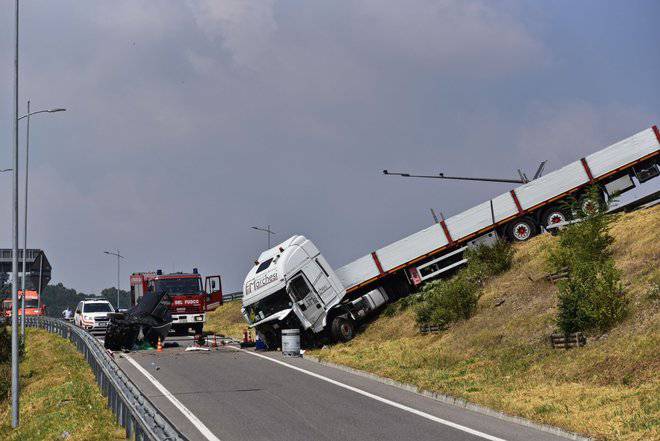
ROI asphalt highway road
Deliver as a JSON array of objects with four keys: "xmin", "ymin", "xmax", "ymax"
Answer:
[{"xmin": 112, "ymin": 340, "xmax": 575, "ymax": 441}]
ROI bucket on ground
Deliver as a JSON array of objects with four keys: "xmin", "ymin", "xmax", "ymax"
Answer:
[{"xmin": 282, "ymin": 329, "xmax": 301, "ymax": 357}]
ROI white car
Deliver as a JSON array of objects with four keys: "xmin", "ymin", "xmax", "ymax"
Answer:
[{"xmin": 74, "ymin": 299, "xmax": 115, "ymax": 334}]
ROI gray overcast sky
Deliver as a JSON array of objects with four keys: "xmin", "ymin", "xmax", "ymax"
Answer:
[{"xmin": 1, "ymin": 0, "xmax": 659, "ymax": 294}]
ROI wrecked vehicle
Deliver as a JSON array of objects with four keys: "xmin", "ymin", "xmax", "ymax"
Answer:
[
  {"xmin": 104, "ymin": 287, "xmax": 173, "ymax": 351},
  {"xmin": 242, "ymin": 236, "xmax": 391, "ymax": 350}
]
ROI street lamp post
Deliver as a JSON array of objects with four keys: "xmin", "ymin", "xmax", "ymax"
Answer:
[
  {"xmin": 104, "ymin": 250, "xmax": 125, "ymax": 309},
  {"xmin": 18, "ymin": 100, "xmax": 66, "ymax": 339},
  {"xmin": 251, "ymin": 225, "xmax": 276, "ymax": 248},
  {"xmin": 10, "ymin": 0, "xmax": 19, "ymax": 428}
]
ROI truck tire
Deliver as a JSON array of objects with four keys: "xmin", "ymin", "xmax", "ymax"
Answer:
[
  {"xmin": 506, "ymin": 217, "xmax": 538, "ymax": 242},
  {"xmin": 579, "ymin": 193, "xmax": 604, "ymax": 216},
  {"xmin": 384, "ymin": 275, "xmax": 411, "ymax": 300},
  {"xmin": 541, "ymin": 206, "xmax": 571, "ymax": 229},
  {"xmin": 193, "ymin": 323, "xmax": 204, "ymax": 335},
  {"xmin": 330, "ymin": 316, "xmax": 355, "ymax": 343}
]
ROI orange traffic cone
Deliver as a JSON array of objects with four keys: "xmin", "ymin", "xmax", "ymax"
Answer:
[
  {"xmin": 243, "ymin": 328, "xmax": 249, "ymax": 344},
  {"xmin": 212, "ymin": 334, "xmax": 218, "ymax": 348},
  {"xmin": 157, "ymin": 337, "xmax": 163, "ymax": 353}
]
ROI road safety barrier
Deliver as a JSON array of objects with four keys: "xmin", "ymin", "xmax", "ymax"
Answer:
[
  {"xmin": 222, "ymin": 291, "xmax": 243, "ymax": 302},
  {"xmin": 25, "ymin": 316, "xmax": 187, "ymax": 441}
]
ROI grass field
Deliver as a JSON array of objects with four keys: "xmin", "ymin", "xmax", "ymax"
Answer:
[
  {"xmin": 310, "ymin": 206, "xmax": 660, "ymax": 441},
  {"xmin": 205, "ymin": 300, "xmax": 246, "ymax": 339},
  {"xmin": 0, "ymin": 329, "xmax": 124, "ymax": 441}
]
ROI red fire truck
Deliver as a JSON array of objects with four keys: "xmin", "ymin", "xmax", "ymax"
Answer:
[
  {"xmin": 129, "ymin": 269, "xmax": 222, "ymax": 335},
  {"xmin": 2, "ymin": 290, "xmax": 46, "ymax": 317}
]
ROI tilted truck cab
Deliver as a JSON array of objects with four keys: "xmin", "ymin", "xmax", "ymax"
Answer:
[{"xmin": 242, "ymin": 236, "xmax": 389, "ymax": 348}]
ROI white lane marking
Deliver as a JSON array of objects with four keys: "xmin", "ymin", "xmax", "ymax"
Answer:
[
  {"xmin": 122, "ymin": 354, "xmax": 221, "ymax": 441},
  {"xmin": 239, "ymin": 349, "xmax": 507, "ymax": 441}
]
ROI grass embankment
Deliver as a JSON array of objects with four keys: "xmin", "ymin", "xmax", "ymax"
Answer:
[
  {"xmin": 0, "ymin": 329, "xmax": 124, "ymax": 441},
  {"xmin": 310, "ymin": 206, "xmax": 660, "ymax": 441},
  {"xmin": 205, "ymin": 300, "xmax": 246, "ymax": 339}
]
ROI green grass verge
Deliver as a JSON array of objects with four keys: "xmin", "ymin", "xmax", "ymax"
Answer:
[
  {"xmin": 205, "ymin": 300, "xmax": 246, "ymax": 339},
  {"xmin": 0, "ymin": 328, "xmax": 124, "ymax": 441}
]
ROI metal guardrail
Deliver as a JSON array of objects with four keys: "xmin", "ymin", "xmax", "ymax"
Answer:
[
  {"xmin": 222, "ymin": 291, "xmax": 243, "ymax": 302},
  {"xmin": 25, "ymin": 316, "xmax": 186, "ymax": 441}
]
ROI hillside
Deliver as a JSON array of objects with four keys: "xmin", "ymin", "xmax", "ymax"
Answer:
[
  {"xmin": 310, "ymin": 205, "xmax": 660, "ymax": 441},
  {"xmin": 205, "ymin": 300, "xmax": 246, "ymax": 339}
]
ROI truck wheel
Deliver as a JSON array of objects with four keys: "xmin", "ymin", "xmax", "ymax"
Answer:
[
  {"xmin": 542, "ymin": 207, "xmax": 571, "ymax": 229},
  {"xmin": 331, "ymin": 316, "xmax": 355, "ymax": 343},
  {"xmin": 579, "ymin": 193, "xmax": 604, "ymax": 216},
  {"xmin": 384, "ymin": 275, "xmax": 411, "ymax": 300},
  {"xmin": 193, "ymin": 324, "xmax": 204, "ymax": 335},
  {"xmin": 506, "ymin": 217, "xmax": 537, "ymax": 242}
]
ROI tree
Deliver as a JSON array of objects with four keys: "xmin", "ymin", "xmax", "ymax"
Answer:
[
  {"xmin": 548, "ymin": 188, "xmax": 627, "ymax": 334},
  {"xmin": 100, "ymin": 287, "xmax": 131, "ymax": 310}
]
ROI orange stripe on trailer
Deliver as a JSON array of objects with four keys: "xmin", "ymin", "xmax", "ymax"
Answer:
[
  {"xmin": 439, "ymin": 220, "xmax": 453, "ymax": 244},
  {"xmin": 580, "ymin": 157, "xmax": 594, "ymax": 183},
  {"xmin": 371, "ymin": 251, "xmax": 384, "ymax": 274},
  {"xmin": 510, "ymin": 189, "xmax": 524, "ymax": 214}
]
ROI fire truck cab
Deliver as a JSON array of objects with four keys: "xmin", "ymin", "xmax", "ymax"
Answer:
[
  {"xmin": 2, "ymin": 290, "xmax": 46, "ymax": 317},
  {"xmin": 130, "ymin": 269, "xmax": 222, "ymax": 335}
]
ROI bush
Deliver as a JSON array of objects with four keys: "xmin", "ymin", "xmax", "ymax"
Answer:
[
  {"xmin": 415, "ymin": 273, "xmax": 479, "ymax": 327},
  {"xmin": 548, "ymin": 190, "xmax": 627, "ymax": 334},
  {"xmin": 414, "ymin": 239, "xmax": 514, "ymax": 327},
  {"xmin": 465, "ymin": 239, "xmax": 515, "ymax": 282}
]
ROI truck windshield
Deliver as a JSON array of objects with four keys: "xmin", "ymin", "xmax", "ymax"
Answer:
[
  {"xmin": 84, "ymin": 303, "xmax": 113, "ymax": 313},
  {"xmin": 24, "ymin": 299, "xmax": 39, "ymax": 308},
  {"xmin": 244, "ymin": 289, "xmax": 291, "ymax": 324},
  {"xmin": 156, "ymin": 278, "xmax": 202, "ymax": 296}
]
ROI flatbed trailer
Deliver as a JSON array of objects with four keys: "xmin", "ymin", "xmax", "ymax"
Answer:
[
  {"xmin": 242, "ymin": 126, "xmax": 660, "ymax": 346},
  {"xmin": 336, "ymin": 126, "xmax": 660, "ymax": 296}
]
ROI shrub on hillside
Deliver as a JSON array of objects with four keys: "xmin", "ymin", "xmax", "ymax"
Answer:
[
  {"xmin": 548, "ymin": 189, "xmax": 627, "ymax": 334},
  {"xmin": 414, "ymin": 240, "xmax": 514, "ymax": 326},
  {"xmin": 464, "ymin": 239, "xmax": 515, "ymax": 282},
  {"xmin": 415, "ymin": 273, "xmax": 479, "ymax": 326}
]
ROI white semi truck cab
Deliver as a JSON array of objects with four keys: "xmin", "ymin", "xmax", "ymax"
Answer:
[{"xmin": 242, "ymin": 235, "xmax": 389, "ymax": 348}]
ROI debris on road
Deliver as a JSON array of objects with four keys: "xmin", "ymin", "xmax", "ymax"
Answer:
[{"xmin": 185, "ymin": 346, "xmax": 210, "ymax": 352}]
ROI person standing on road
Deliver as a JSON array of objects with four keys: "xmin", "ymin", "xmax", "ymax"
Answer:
[{"xmin": 62, "ymin": 307, "xmax": 73, "ymax": 321}]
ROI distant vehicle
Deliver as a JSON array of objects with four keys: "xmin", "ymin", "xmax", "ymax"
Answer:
[
  {"xmin": 74, "ymin": 299, "xmax": 115, "ymax": 334},
  {"xmin": 130, "ymin": 269, "xmax": 222, "ymax": 335},
  {"xmin": 2, "ymin": 290, "xmax": 46, "ymax": 318},
  {"xmin": 242, "ymin": 126, "xmax": 660, "ymax": 348}
]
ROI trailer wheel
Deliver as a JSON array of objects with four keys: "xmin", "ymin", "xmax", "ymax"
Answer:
[
  {"xmin": 541, "ymin": 207, "xmax": 571, "ymax": 229},
  {"xmin": 331, "ymin": 316, "xmax": 355, "ymax": 343},
  {"xmin": 506, "ymin": 217, "xmax": 537, "ymax": 242},
  {"xmin": 579, "ymin": 193, "xmax": 604, "ymax": 216}
]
